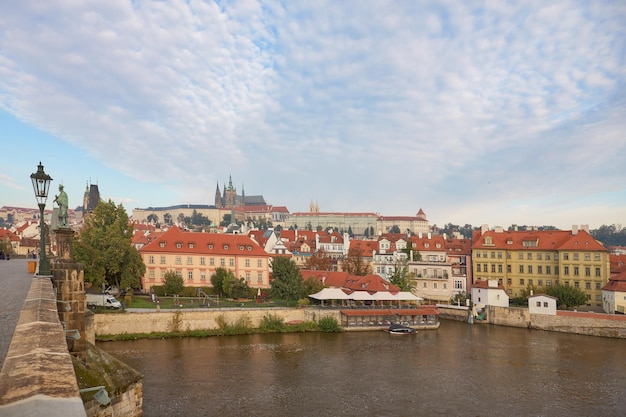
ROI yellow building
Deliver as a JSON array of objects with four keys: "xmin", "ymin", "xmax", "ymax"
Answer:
[
  {"xmin": 472, "ymin": 226, "xmax": 610, "ymax": 310},
  {"xmin": 140, "ymin": 226, "xmax": 271, "ymax": 291}
]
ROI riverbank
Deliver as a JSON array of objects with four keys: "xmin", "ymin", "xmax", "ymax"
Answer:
[{"xmin": 437, "ymin": 304, "xmax": 626, "ymax": 338}]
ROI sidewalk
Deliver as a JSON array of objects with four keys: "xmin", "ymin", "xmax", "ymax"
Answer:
[{"xmin": 0, "ymin": 259, "xmax": 36, "ymax": 369}]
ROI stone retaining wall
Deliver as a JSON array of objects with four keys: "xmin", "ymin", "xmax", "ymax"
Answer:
[{"xmin": 95, "ymin": 308, "xmax": 340, "ymax": 336}]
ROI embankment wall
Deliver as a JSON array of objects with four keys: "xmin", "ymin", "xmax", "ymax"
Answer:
[{"xmin": 95, "ymin": 308, "xmax": 340, "ymax": 336}]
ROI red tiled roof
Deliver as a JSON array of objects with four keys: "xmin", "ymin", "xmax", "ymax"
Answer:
[
  {"xmin": 472, "ymin": 280, "xmax": 506, "ymax": 291},
  {"xmin": 472, "ymin": 229, "xmax": 607, "ymax": 252},
  {"xmin": 139, "ymin": 226, "xmax": 267, "ymax": 256},
  {"xmin": 603, "ymin": 269, "xmax": 626, "ymax": 292}
]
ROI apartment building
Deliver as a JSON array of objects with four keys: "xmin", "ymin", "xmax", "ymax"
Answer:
[
  {"xmin": 139, "ymin": 226, "xmax": 270, "ymax": 291},
  {"xmin": 472, "ymin": 225, "xmax": 610, "ymax": 309}
]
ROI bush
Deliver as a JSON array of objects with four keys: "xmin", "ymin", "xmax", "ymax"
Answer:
[
  {"xmin": 151, "ymin": 286, "xmax": 166, "ymax": 297},
  {"xmin": 259, "ymin": 314, "xmax": 284, "ymax": 332},
  {"xmin": 297, "ymin": 298, "xmax": 310, "ymax": 308},
  {"xmin": 318, "ymin": 316, "xmax": 343, "ymax": 333}
]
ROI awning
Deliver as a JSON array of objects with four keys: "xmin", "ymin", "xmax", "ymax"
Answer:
[{"xmin": 309, "ymin": 288, "xmax": 351, "ymax": 300}]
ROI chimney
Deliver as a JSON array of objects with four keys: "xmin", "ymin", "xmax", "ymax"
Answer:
[
  {"xmin": 427, "ymin": 232, "xmax": 432, "ymax": 239},
  {"xmin": 581, "ymin": 224, "xmax": 589, "ymax": 233},
  {"xmin": 572, "ymin": 225, "xmax": 579, "ymax": 235},
  {"xmin": 481, "ymin": 224, "xmax": 489, "ymax": 235}
]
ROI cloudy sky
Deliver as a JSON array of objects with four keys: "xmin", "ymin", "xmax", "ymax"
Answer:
[{"xmin": 1, "ymin": 0, "xmax": 624, "ymax": 230}]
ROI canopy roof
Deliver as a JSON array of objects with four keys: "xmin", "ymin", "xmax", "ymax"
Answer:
[{"xmin": 310, "ymin": 288, "xmax": 423, "ymax": 302}]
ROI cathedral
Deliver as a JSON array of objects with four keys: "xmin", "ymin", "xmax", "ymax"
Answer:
[{"xmin": 214, "ymin": 175, "xmax": 266, "ymax": 209}]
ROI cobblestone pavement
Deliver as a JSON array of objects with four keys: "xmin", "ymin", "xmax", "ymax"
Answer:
[{"xmin": 0, "ymin": 259, "xmax": 36, "ymax": 369}]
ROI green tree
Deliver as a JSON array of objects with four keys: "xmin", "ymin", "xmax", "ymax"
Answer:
[
  {"xmin": 301, "ymin": 275, "xmax": 325, "ymax": 298},
  {"xmin": 546, "ymin": 285, "xmax": 588, "ymax": 310},
  {"xmin": 228, "ymin": 277, "xmax": 251, "ymax": 299},
  {"xmin": 220, "ymin": 214, "xmax": 232, "ymax": 227},
  {"xmin": 342, "ymin": 247, "xmax": 372, "ymax": 276},
  {"xmin": 211, "ymin": 267, "xmax": 233, "ymax": 297},
  {"xmin": 73, "ymin": 200, "xmax": 145, "ymax": 290},
  {"xmin": 163, "ymin": 270, "xmax": 184, "ymax": 295},
  {"xmin": 270, "ymin": 257, "xmax": 303, "ymax": 301},
  {"xmin": 389, "ymin": 261, "xmax": 415, "ymax": 291}
]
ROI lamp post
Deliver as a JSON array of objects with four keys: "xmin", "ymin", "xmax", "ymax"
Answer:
[{"xmin": 30, "ymin": 162, "xmax": 53, "ymax": 275}]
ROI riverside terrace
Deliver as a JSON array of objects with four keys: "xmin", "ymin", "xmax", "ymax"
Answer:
[{"xmin": 319, "ymin": 305, "xmax": 441, "ymax": 330}]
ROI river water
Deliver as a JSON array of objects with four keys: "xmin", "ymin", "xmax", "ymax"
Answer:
[{"xmin": 99, "ymin": 320, "xmax": 626, "ymax": 417}]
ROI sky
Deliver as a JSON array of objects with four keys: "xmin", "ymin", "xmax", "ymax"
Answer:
[{"xmin": 1, "ymin": 0, "xmax": 625, "ymax": 230}]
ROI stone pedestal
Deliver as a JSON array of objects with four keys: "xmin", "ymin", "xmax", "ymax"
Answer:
[
  {"xmin": 55, "ymin": 228, "xmax": 74, "ymax": 261},
  {"xmin": 52, "ymin": 260, "xmax": 87, "ymax": 359}
]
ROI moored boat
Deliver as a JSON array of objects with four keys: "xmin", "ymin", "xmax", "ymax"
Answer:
[{"xmin": 385, "ymin": 323, "xmax": 417, "ymax": 335}]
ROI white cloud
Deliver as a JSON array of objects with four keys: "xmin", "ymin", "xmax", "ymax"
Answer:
[{"xmin": 0, "ymin": 0, "xmax": 624, "ymax": 228}]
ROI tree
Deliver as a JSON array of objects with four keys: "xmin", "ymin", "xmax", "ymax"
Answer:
[
  {"xmin": 211, "ymin": 267, "xmax": 233, "ymax": 297},
  {"xmin": 147, "ymin": 213, "xmax": 158, "ymax": 224},
  {"xmin": 190, "ymin": 209, "xmax": 211, "ymax": 227},
  {"xmin": 305, "ymin": 248, "xmax": 333, "ymax": 271},
  {"xmin": 546, "ymin": 285, "xmax": 588, "ymax": 310},
  {"xmin": 163, "ymin": 270, "xmax": 184, "ymax": 295},
  {"xmin": 226, "ymin": 277, "xmax": 251, "ymax": 299},
  {"xmin": 270, "ymin": 257, "xmax": 303, "ymax": 301},
  {"xmin": 220, "ymin": 214, "xmax": 232, "ymax": 227},
  {"xmin": 73, "ymin": 200, "xmax": 145, "ymax": 290},
  {"xmin": 342, "ymin": 247, "xmax": 372, "ymax": 276},
  {"xmin": 388, "ymin": 261, "xmax": 415, "ymax": 291},
  {"xmin": 301, "ymin": 275, "xmax": 325, "ymax": 298}
]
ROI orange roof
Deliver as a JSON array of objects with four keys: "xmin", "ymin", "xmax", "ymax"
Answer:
[
  {"xmin": 473, "ymin": 280, "xmax": 506, "ymax": 291},
  {"xmin": 139, "ymin": 226, "xmax": 267, "ymax": 256},
  {"xmin": 603, "ymin": 269, "xmax": 626, "ymax": 292},
  {"xmin": 350, "ymin": 240, "xmax": 378, "ymax": 257},
  {"xmin": 300, "ymin": 270, "xmax": 350, "ymax": 287},
  {"xmin": 472, "ymin": 229, "xmax": 607, "ymax": 252}
]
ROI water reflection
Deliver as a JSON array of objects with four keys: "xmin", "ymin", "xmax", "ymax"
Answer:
[{"xmin": 99, "ymin": 321, "xmax": 626, "ymax": 417}]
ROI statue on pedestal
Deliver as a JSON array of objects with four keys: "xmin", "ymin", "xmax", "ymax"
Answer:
[{"xmin": 54, "ymin": 184, "xmax": 69, "ymax": 228}]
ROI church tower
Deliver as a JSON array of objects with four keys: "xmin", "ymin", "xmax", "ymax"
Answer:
[
  {"xmin": 214, "ymin": 182, "xmax": 223, "ymax": 208},
  {"xmin": 224, "ymin": 175, "xmax": 237, "ymax": 208}
]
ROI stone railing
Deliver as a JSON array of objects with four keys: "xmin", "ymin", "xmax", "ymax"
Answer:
[{"xmin": 0, "ymin": 277, "xmax": 86, "ymax": 417}]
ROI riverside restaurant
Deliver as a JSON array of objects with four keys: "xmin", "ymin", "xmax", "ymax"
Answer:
[{"xmin": 309, "ymin": 288, "xmax": 440, "ymax": 330}]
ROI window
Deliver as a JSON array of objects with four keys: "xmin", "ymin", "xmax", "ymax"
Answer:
[
  {"xmin": 573, "ymin": 253, "xmax": 579, "ymax": 261},
  {"xmin": 483, "ymin": 264, "xmax": 488, "ymax": 272},
  {"xmin": 149, "ymin": 255, "xmax": 154, "ymax": 264},
  {"xmin": 518, "ymin": 253, "xmax": 524, "ymax": 260},
  {"xmin": 159, "ymin": 242, "xmax": 166, "ymax": 248},
  {"xmin": 537, "ymin": 266, "xmax": 543, "ymax": 275},
  {"xmin": 258, "ymin": 273, "xmax": 263, "ymax": 284},
  {"xmin": 443, "ymin": 283, "xmax": 447, "ymax": 289},
  {"xmin": 507, "ymin": 265, "xmax": 512, "ymax": 273},
  {"xmin": 563, "ymin": 253, "xmax": 569, "ymax": 260},
  {"xmin": 519, "ymin": 265, "xmax": 524, "ymax": 273},
  {"xmin": 245, "ymin": 259, "xmax": 250, "ymax": 267},
  {"xmin": 595, "ymin": 267, "xmax": 601, "ymax": 277},
  {"xmin": 476, "ymin": 252, "xmax": 481, "ymax": 258},
  {"xmin": 595, "ymin": 295, "xmax": 601, "ymax": 301},
  {"xmin": 594, "ymin": 254, "xmax": 601, "ymax": 261},
  {"xmin": 160, "ymin": 256, "xmax": 166, "ymax": 264},
  {"xmin": 546, "ymin": 265, "xmax": 551, "ymax": 275},
  {"xmin": 423, "ymin": 282, "xmax": 427, "ymax": 288},
  {"xmin": 536, "ymin": 253, "xmax": 542, "ymax": 260},
  {"xmin": 538, "ymin": 279, "xmax": 543, "ymax": 286},
  {"xmin": 455, "ymin": 281, "xmax": 463, "ymax": 289},
  {"xmin": 224, "ymin": 244, "xmax": 229, "ymax": 250},
  {"xmin": 554, "ymin": 253, "xmax": 558, "ymax": 260},
  {"xmin": 245, "ymin": 272, "xmax": 250, "ymax": 282},
  {"xmin": 584, "ymin": 253, "xmax": 590, "ymax": 261},
  {"xmin": 546, "ymin": 280, "xmax": 552, "ymax": 287},
  {"xmin": 258, "ymin": 259, "xmax": 262, "ymax": 267},
  {"xmin": 520, "ymin": 279, "xmax": 525, "ymax": 285},
  {"xmin": 476, "ymin": 264, "xmax": 481, "ymax": 272},
  {"xmin": 564, "ymin": 266, "xmax": 569, "ymax": 275},
  {"xmin": 574, "ymin": 281, "xmax": 579, "ymax": 288},
  {"xmin": 498, "ymin": 265, "xmax": 503, "ymax": 273},
  {"xmin": 528, "ymin": 265, "xmax": 533, "ymax": 274},
  {"xmin": 187, "ymin": 271, "xmax": 193, "ymax": 281},
  {"xmin": 491, "ymin": 252, "xmax": 495, "ymax": 258},
  {"xmin": 555, "ymin": 266, "xmax": 559, "ymax": 275},
  {"xmin": 574, "ymin": 267, "xmax": 579, "ymax": 276},
  {"xmin": 528, "ymin": 279, "xmax": 533, "ymax": 286},
  {"xmin": 176, "ymin": 242, "xmax": 182, "ymax": 249},
  {"xmin": 536, "ymin": 301, "xmax": 541, "ymax": 307},
  {"xmin": 498, "ymin": 252, "xmax": 502, "ymax": 259},
  {"xmin": 229, "ymin": 259, "xmax": 234, "ymax": 267},
  {"xmin": 545, "ymin": 253, "xmax": 551, "ymax": 260},
  {"xmin": 175, "ymin": 256, "xmax": 182, "ymax": 265},
  {"xmin": 595, "ymin": 282, "xmax": 601, "ymax": 290},
  {"xmin": 585, "ymin": 282, "xmax": 591, "ymax": 289},
  {"xmin": 189, "ymin": 243, "xmax": 195, "ymax": 249},
  {"xmin": 543, "ymin": 302, "xmax": 548, "ymax": 308},
  {"xmin": 433, "ymin": 283, "xmax": 437, "ymax": 289},
  {"xmin": 210, "ymin": 258, "xmax": 215, "ymax": 266},
  {"xmin": 200, "ymin": 272, "xmax": 206, "ymax": 281},
  {"xmin": 527, "ymin": 253, "xmax": 532, "ymax": 260},
  {"xmin": 491, "ymin": 264, "xmax": 496, "ymax": 273},
  {"xmin": 585, "ymin": 267, "xmax": 590, "ymax": 276},
  {"xmin": 507, "ymin": 278, "xmax": 512, "ymax": 285},
  {"xmin": 220, "ymin": 258, "xmax": 225, "ymax": 266},
  {"xmin": 187, "ymin": 256, "xmax": 193, "ymax": 265},
  {"xmin": 149, "ymin": 270, "xmax": 155, "ymax": 279}
]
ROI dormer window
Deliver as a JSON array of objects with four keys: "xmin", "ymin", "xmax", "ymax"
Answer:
[
  {"xmin": 239, "ymin": 245, "xmax": 244, "ymax": 250},
  {"xmin": 176, "ymin": 242, "xmax": 182, "ymax": 249},
  {"xmin": 159, "ymin": 242, "xmax": 166, "ymax": 248},
  {"xmin": 208, "ymin": 244, "xmax": 214, "ymax": 249},
  {"xmin": 189, "ymin": 243, "xmax": 195, "ymax": 249},
  {"xmin": 247, "ymin": 246, "xmax": 252, "ymax": 251},
  {"xmin": 224, "ymin": 244, "xmax": 229, "ymax": 250}
]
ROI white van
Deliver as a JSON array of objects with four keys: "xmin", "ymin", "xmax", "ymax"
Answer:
[{"xmin": 86, "ymin": 293, "xmax": 122, "ymax": 309}]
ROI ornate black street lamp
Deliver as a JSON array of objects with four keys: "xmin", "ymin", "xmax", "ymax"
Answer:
[{"xmin": 30, "ymin": 162, "xmax": 53, "ymax": 275}]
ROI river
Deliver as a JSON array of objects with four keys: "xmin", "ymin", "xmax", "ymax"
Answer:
[{"xmin": 99, "ymin": 320, "xmax": 626, "ymax": 417}]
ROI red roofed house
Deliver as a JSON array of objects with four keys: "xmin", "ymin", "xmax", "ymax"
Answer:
[
  {"xmin": 139, "ymin": 226, "xmax": 270, "ymax": 291},
  {"xmin": 472, "ymin": 225, "xmax": 610, "ymax": 310},
  {"xmin": 603, "ymin": 266, "xmax": 626, "ymax": 314}
]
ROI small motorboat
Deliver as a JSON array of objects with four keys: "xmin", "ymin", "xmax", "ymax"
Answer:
[{"xmin": 386, "ymin": 324, "xmax": 417, "ymax": 335}]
